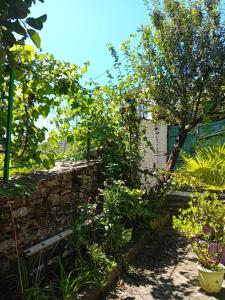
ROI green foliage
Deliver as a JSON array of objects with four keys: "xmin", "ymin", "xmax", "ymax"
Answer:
[
  {"xmin": 140, "ymin": 0, "xmax": 224, "ymax": 124},
  {"xmin": 0, "ymin": 181, "xmax": 34, "ymax": 197},
  {"xmin": 0, "ymin": 0, "xmax": 46, "ymax": 66},
  {"xmin": 70, "ymin": 182, "xmax": 151, "ymax": 274},
  {"xmin": 55, "ymin": 81, "xmax": 142, "ymax": 185},
  {"xmin": 14, "ymin": 181, "xmax": 161, "ymax": 299},
  {"xmin": 174, "ymin": 144, "xmax": 225, "ymax": 191},
  {"xmin": 0, "ymin": 45, "xmax": 85, "ymax": 172},
  {"xmin": 173, "ymin": 192, "xmax": 225, "ymax": 269},
  {"xmin": 69, "ymin": 203, "xmax": 97, "ymax": 259},
  {"xmin": 0, "ymin": 44, "xmax": 142, "ymax": 183},
  {"xmin": 87, "ymin": 243, "xmax": 117, "ymax": 286},
  {"xmin": 1, "ymin": 34, "xmax": 142, "ymax": 183},
  {"xmin": 97, "ymin": 181, "xmax": 152, "ymax": 255},
  {"xmin": 21, "ymin": 259, "xmax": 53, "ymax": 300},
  {"xmin": 53, "ymin": 256, "xmax": 95, "ymax": 300},
  {"xmin": 102, "ymin": 181, "xmax": 150, "ymax": 222}
]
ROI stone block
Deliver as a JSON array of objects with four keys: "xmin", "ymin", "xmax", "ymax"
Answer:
[
  {"xmin": 60, "ymin": 195, "xmax": 72, "ymax": 203},
  {"xmin": 61, "ymin": 189, "xmax": 72, "ymax": 196},
  {"xmin": 12, "ymin": 207, "xmax": 28, "ymax": 218},
  {"xmin": 31, "ymin": 198, "xmax": 44, "ymax": 205},
  {"xmin": 0, "ymin": 240, "xmax": 15, "ymax": 252},
  {"xmin": 48, "ymin": 194, "xmax": 60, "ymax": 204},
  {"xmin": 0, "ymin": 213, "xmax": 11, "ymax": 220}
]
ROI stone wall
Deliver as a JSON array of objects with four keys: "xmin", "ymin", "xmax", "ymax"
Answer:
[
  {"xmin": 0, "ymin": 161, "xmax": 101, "ymax": 268},
  {"xmin": 166, "ymin": 191, "xmax": 225, "ymax": 215}
]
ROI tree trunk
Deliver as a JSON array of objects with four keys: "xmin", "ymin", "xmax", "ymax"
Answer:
[{"xmin": 166, "ymin": 127, "xmax": 188, "ymax": 173}]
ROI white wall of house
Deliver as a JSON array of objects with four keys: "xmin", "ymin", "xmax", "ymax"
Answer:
[{"xmin": 140, "ymin": 120, "xmax": 168, "ymax": 186}]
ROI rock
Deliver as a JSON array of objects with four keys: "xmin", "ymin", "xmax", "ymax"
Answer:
[
  {"xmin": 48, "ymin": 194, "xmax": 60, "ymax": 204},
  {"xmin": 12, "ymin": 207, "xmax": 28, "ymax": 218},
  {"xmin": 61, "ymin": 189, "xmax": 72, "ymax": 196},
  {"xmin": 31, "ymin": 198, "xmax": 44, "ymax": 205}
]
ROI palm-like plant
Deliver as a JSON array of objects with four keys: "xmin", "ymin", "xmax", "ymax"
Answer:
[{"xmin": 174, "ymin": 144, "xmax": 225, "ymax": 192}]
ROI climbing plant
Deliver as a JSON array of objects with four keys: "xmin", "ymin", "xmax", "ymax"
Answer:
[
  {"xmin": 0, "ymin": 43, "xmax": 142, "ymax": 182},
  {"xmin": 55, "ymin": 79, "xmax": 142, "ymax": 186},
  {"xmin": 0, "ymin": 45, "xmax": 86, "ymax": 170}
]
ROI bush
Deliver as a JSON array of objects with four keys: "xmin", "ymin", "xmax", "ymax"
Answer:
[{"xmin": 173, "ymin": 192, "xmax": 225, "ymax": 269}]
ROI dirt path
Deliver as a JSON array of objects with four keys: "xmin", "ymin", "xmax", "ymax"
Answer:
[{"xmin": 102, "ymin": 229, "xmax": 225, "ymax": 300}]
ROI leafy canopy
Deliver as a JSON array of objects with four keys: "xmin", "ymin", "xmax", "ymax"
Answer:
[
  {"xmin": 0, "ymin": 45, "xmax": 85, "ymax": 170},
  {"xmin": 54, "ymin": 80, "xmax": 141, "ymax": 185},
  {"xmin": 0, "ymin": 0, "xmax": 47, "ymax": 66},
  {"xmin": 118, "ymin": 0, "xmax": 225, "ymax": 173},
  {"xmin": 123, "ymin": 0, "xmax": 225, "ymax": 127}
]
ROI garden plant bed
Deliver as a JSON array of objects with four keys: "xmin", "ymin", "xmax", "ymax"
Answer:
[{"xmin": 79, "ymin": 222, "xmax": 169, "ymax": 300}]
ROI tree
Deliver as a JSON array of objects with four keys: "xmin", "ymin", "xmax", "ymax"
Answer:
[
  {"xmin": 0, "ymin": 0, "xmax": 46, "ymax": 66},
  {"xmin": 121, "ymin": 0, "xmax": 225, "ymax": 173}
]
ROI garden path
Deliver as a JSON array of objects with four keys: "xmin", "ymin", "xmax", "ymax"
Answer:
[{"xmin": 102, "ymin": 229, "xmax": 225, "ymax": 300}]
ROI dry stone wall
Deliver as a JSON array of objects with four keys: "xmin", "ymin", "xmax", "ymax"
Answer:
[{"xmin": 0, "ymin": 161, "xmax": 101, "ymax": 269}]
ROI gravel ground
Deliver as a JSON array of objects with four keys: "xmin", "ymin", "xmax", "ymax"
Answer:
[{"xmin": 102, "ymin": 229, "xmax": 225, "ymax": 300}]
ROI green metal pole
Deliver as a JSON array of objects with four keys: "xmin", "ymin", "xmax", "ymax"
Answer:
[
  {"xmin": 87, "ymin": 129, "xmax": 91, "ymax": 161},
  {"xmin": 3, "ymin": 67, "xmax": 15, "ymax": 183}
]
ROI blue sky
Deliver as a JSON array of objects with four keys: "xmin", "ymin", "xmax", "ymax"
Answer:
[{"xmin": 30, "ymin": 0, "xmax": 150, "ymax": 84}]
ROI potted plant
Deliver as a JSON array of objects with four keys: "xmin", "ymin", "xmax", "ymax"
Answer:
[
  {"xmin": 173, "ymin": 143, "xmax": 225, "ymax": 261},
  {"xmin": 173, "ymin": 192, "xmax": 225, "ymax": 294}
]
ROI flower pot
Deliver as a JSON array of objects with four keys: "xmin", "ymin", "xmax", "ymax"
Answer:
[{"xmin": 197, "ymin": 263, "xmax": 225, "ymax": 294}]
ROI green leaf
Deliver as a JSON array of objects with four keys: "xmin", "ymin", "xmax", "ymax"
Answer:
[
  {"xmin": 67, "ymin": 135, "xmax": 74, "ymax": 143},
  {"xmin": 42, "ymin": 158, "xmax": 51, "ymax": 170},
  {"xmin": 2, "ymin": 29, "xmax": 17, "ymax": 46},
  {"xmin": 11, "ymin": 20, "xmax": 27, "ymax": 36},
  {"xmin": 27, "ymin": 29, "xmax": 41, "ymax": 48},
  {"xmin": 8, "ymin": 0, "xmax": 30, "ymax": 19},
  {"xmin": 26, "ymin": 14, "xmax": 47, "ymax": 30}
]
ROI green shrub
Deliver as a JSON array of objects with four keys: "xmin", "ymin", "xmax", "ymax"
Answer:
[
  {"xmin": 173, "ymin": 192, "xmax": 225, "ymax": 269},
  {"xmin": 102, "ymin": 181, "xmax": 151, "ymax": 223}
]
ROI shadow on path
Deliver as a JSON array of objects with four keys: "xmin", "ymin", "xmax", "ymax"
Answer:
[{"xmin": 103, "ymin": 229, "xmax": 225, "ymax": 300}]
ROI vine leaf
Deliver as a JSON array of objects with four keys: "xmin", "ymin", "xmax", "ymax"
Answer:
[
  {"xmin": 26, "ymin": 14, "xmax": 47, "ymax": 30},
  {"xmin": 11, "ymin": 20, "xmax": 27, "ymax": 36},
  {"xmin": 27, "ymin": 29, "xmax": 41, "ymax": 48}
]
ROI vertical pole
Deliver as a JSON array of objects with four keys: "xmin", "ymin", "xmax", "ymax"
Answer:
[
  {"xmin": 87, "ymin": 91, "xmax": 92, "ymax": 161},
  {"xmin": 3, "ymin": 67, "xmax": 15, "ymax": 183},
  {"xmin": 87, "ymin": 129, "xmax": 91, "ymax": 161}
]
